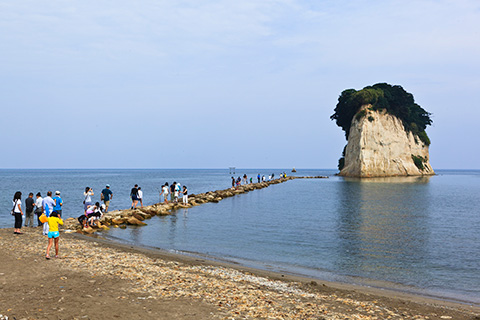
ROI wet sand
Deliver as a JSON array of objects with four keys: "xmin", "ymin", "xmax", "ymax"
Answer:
[{"xmin": 1, "ymin": 227, "xmax": 479, "ymax": 320}]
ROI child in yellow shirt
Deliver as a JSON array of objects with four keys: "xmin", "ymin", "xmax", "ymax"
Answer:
[{"xmin": 46, "ymin": 211, "xmax": 63, "ymax": 259}]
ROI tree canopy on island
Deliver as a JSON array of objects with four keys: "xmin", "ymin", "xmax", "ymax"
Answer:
[{"xmin": 330, "ymin": 83, "xmax": 433, "ymax": 145}]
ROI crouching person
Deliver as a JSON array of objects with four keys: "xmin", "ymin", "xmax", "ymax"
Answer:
[{"xmin": 86, "ymin": 202, "xmax": 104, "ymax": 228}]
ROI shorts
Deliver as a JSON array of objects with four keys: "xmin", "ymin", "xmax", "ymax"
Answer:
[
  {"xmin": 84, "ymin": 202, "xmax": 92, "ymax": 211},
  {"xmin": 131, "ymin": 195, "xmax": 139, "ymax": 201},
  {"xmin": 48, "ymin": 231, "xmax": 60, "ymax": 239},
  {"xmin": 104, "ymin": 200, "xmax": 110, "ymax": 207}
]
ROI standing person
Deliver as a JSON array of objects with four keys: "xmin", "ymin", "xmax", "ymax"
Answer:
[
  {"xmin": 42, "ymin": 191, "xmax": 56, "ymax": 236},
  {"xmin": 162, "ymin": 183, "xmax": 169, "ymax": 203},
  {"xmin": 243, "ymin": 174, "xmax": 247, "ymax": 185},
  {"xmin": 101, "ymin": 185, "xmax": 113, "ymax": 212},
  {"xmin": 83, "ymin": 187, "xmax": 94, "ymax": 213},
  {"xmin": 12, "ymin": 191, "xmax": 24, "ymax": 234},
  {"xmin": 170, "ymin": 182, "xmax": 176, "ymax": 202},
  {"xmin": 52, "ymin": 191, "xmax": 63, "ymax": 217},
  {"xmin": 137, "ymin": 187, "xmax": 143, "ymax": 207},
  {"xmin": 181, "ymin": 185, "xmax": 188, "ymax": 205},
  {"xmin": 249, "ymin": 177, "xmax": 253, "ymax": 184},
  {"xmin": 24, "ymin": 193, "xmax": 35, "ymax": 228},
  {"xmin": 257, "ymin": 174, "xmax": 261, "ymax": 183},
  {"xmin": 174, "ymin": 183, "xmax": 181, "ymax": 203},
  {"xmin": 130, "ymin": 184, "xmax": 139, "ymax": 209},
  {"xmin": 231, "ymin": 177, "xmax": 235, "ymax": 188},
  {"xmin": 45, "ymin": 211, "xmax": 63, "ymax": 259},
  {"xmin": 34, "ymin": 192, "xmax": 43, "ymax": 226}
]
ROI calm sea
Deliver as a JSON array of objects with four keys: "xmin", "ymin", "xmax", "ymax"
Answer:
[{"xmin": 1, "ymin": 169, "xmax": 479, "ymax": 304}]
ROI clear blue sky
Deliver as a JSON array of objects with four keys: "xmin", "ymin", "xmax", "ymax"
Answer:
[{"xmin": 1, "ymin": 0, "xmax": 479, "ymax": 169}]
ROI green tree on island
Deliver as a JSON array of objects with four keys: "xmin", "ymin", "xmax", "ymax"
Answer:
[{"xmin": 330, "ymin": 83, "xmax": 433, "ymax": 146}]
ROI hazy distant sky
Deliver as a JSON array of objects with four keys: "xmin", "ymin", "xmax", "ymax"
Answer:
[{"xmin": 1, "ymin": 0, "xmax": 479, "ymax": 169}]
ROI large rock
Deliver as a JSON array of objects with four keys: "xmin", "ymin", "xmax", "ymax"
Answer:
[
  {"xmin": 126, "ymin": 217, "xmax": 147, "ymax": 226},
  {"xmin": 340, "ymin": 107, "xmax": 434, "ymax": 177}
]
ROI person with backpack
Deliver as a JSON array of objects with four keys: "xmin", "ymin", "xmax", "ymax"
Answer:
[
  {"xmin": 12, "ymin": 191, "xmax": 24, "ymax": 234},
  {"xmin": 83, "ymin": 187, "xmax": 94, "ymax": 213},
  {"xmin": 34, "ymin": 192, "xmax": 44, "ymax": 226}
]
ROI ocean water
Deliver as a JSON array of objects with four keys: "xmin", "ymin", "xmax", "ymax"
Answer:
[{"xmin": 1, "ymin": 169, "xmax": 479, "ymax": 304}]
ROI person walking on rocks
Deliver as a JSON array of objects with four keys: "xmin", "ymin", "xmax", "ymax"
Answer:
[
  {"xmin": 130, "ymin": 184, "xmax": 139, "ymax": 209},
  {"xmin": 181, "ymin": 185, "xmax": 188, "ymax": 205},
  {"xmin": 34, "ymin": 192, "xmax": 43, "ymax": 226},
  {"xmin": 162, "ymin": 183, "xmax": 169, "ymax": 203},
  {"xmin": 45, "ymin": 211, "xmax": 63, "ymax": 259},
  {"xmin": 52, "ymin": 191, "xmax": 63, "ymax": 217},
  {"xmin": 83, "ymin": 187, "xmax": 94, "ymax": 213},
  {"xmin": 12, "ymin": 191, "xmax": 24, "ymax": 234},
  {"xmin": 257, "ymin": 174, "xmax": 261, "ymax": 183},
  {"xmin": 137, "ymin": 187, "xmax": 144, "ymax": 207},
  {"xmin": 101, "ymin": 185, "xmax": 113, "ymax": 212},
  {"xmin": 174, "ymin": 183, "xmax": 181, "ymax": 203},
  {"xmin": 170, "ymin": 182, "xmax": 176, "ymax": 202},
  {"xmin": 24, "ymin": 192, "xmax": 35, "ymax": 228}
]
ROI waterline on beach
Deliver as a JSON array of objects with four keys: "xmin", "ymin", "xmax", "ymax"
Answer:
[{"xmin": 2, "ymin": 169, "xmax": 480, "ymax": 305}]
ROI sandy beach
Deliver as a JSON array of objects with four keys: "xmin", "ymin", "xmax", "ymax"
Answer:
[{"xmin": 1, "ymin": 227, "xmax": 479, "ymax": 320}]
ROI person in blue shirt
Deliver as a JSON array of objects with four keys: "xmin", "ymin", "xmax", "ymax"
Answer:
[
  {"xmin": 101, "ymin": 185, "xmax": 113, "ymax": 212},
  {"xmin": 52, "ymin": 191, "xmax": 63, "ymax": 217}
]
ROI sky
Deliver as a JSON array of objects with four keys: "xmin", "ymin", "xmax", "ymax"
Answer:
[{"xmin": 1, "ymin": 0, "xmax": 479, "ymax": 169}]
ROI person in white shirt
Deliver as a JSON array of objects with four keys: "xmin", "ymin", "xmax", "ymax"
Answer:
[
  {"xmin": 35, "ymin": 192, "xmax": 44, "ymax": 226},
  {"xmin": 12, "ymin": 191, "xmax": 24, "ymax": 234},
  {"xmin": 137, "ymin": 187, "xmax": 143, "ymax": 207},
  {"xmin": 162, "ymin": 183, "xmax": 169, "ymax": 203}
]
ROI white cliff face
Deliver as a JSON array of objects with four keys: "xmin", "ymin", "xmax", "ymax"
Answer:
[{"xmin": 340, "ymin": 106, "xmax": 434, "ymax": 177}]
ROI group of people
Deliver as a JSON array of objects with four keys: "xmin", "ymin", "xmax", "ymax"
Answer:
[
  {"xmin": 129, "ymin": 184, "xmax": 143, "ymax": 209},
  {"xmin": 11, "ymin": 190, "xmax": 64, "ymax": 259},
  {"xmin": 79, "ymin": 185, "xmax": 114, "ymax": 228},
  {"xmin": 10, "ymin": 181, "xmax": 192, "ymax": 258},
  {"xmin": 231, "ymin": 173, "xmax": 288, "ymax": 188},
  {"xmin": 161, "ymin": 182, "xmax": 188, "ymax": 204},
  {"xmin": 11, "ymin": 190, "xmax": 63, "ymax": 233}
]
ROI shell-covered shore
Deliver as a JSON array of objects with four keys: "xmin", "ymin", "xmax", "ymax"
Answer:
[{"xmin": 1, "ymin": 228, "xmax": 478, "ymax": 319}]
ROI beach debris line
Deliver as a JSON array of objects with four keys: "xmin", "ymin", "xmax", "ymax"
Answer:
[{"xmin": 63, "ymin": 175, "xmax": 328, "ymax": 233}]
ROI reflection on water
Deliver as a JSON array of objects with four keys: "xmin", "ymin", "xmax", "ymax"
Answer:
[
  {"xmin": 335, "ymin": 179, "xmax": 430, "ymax": 287},
  {"xmin": 342, "ymin": 175, "xmax": 432, "ymax": 184}
]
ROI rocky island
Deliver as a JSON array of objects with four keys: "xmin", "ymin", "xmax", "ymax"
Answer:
[{"xmin": 331, "ymin": 83, "xmax": 434, "ymax": 177}]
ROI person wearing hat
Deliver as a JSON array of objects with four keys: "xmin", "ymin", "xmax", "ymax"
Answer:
[
  {"xmin": 52, "ymin": 191, "xmax": 63, "ymax": 217},
  {"xmin": 101, "ymin": 184, "xmax": 113, "ymax": 212}
]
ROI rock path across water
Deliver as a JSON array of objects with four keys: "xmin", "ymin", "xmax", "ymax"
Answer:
[{"xmin": 64, "ymin": 176, "xmax": 328, "ymax": 233}]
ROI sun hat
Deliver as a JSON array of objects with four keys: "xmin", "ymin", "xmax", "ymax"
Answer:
[{"xmin": 55, "ymin": 191, "xmax": 60, "ymax": 195}]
